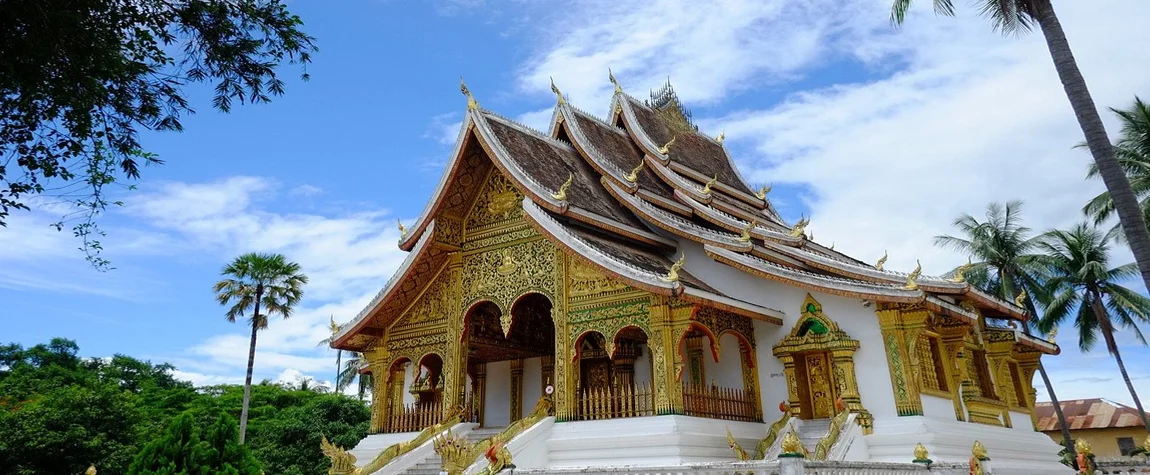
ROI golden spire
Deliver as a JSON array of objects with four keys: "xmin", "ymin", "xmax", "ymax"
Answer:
[
  {"xmin": 701, "ymin": 174, "xmax": 718, "ymax": 194},
  {"xmin": 1014, "ymin": 289, "xmax": 1028, "ymax": 307},
  {"xmin": 550, "ymin": 77, "xmax": 565, "ymax": 105},
  {"xmin": 657, "ymin": 135, "xmax": 677, "ymax": 155},
  {"xmin": 662, "ymin": 254, "xmax": 685, "ymax": 282},
  {"xmin": 875, "ymin": 250, "xmax": 888, "ymax": 271},
  {"xmin": 1046, "ymin": 326, "xmax": 1058, "ymax": 343},
  {"xmin": 755, "ymin": 184, "xmax": 772, "ymax": 200},
  {"xmin": 398, "ymin": 220, "xmax": 408, "ymax": 239},
  {"xmin": 625, "ymin": 159, "xmax": 645, "ymax": 183},
  {"xmin": 716, "ymin": 131, "xmax": 726, "ymax": 144},
  {"xmin": 737, "ymin": 219, "xmax": 756, "ymax": 243},
  {"xmin": 904, "ymin": 260, "xmax": 922, "ymax": 290},
  {"xmin": 789, "ymin": 216, "xmax": 809, "ymax": 238},
  {"xmin": 949, "ymin": 258, "xmax": 973, "ymax": 283},
  {"xmin": 551, "ymin": 173, "xmax": 573, "ymax": 201},
  {"xmin": 913, "ymin": 443, "xmax": 930, "ymax": 462},
  {"xmin": 609, "ymin": 68, "xmax": 622, "ymax": 94},
  {"xmin": 460, "ymin": 77, "xmax": 479, "ymax": 111}
]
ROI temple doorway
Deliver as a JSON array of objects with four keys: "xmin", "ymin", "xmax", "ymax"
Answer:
[
  {"xmin": 794, "ymin": 351, "xmax": 838, "ymax": 419},
  {"xmin": 464, "ymin": 293, "xmax": 555, "ymax": 427},
  {"xmin": 572, "ymin": 327, "xmax": 654, "ymax": 420}
]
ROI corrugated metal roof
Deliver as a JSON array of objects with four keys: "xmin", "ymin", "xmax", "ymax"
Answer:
[{"xmin": 1035, "ymin": 398, "xmax": 1148, "ymax": 431}]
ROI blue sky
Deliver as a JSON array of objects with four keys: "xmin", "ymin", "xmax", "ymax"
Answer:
[{"xmin": 3, "ymin": 0, "xmax": 1150, "ymax": 405}]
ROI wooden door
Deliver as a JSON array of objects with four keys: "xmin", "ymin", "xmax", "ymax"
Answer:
[{"xmin": 804, "ymin": 352, "xmax": 838, "ymax": 419}]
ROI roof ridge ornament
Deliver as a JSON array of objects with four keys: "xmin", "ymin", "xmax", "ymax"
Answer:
[
  {"xmin": 903, "ymin": 260, "xmax": 922, "ymax": 290},
  {"xmin": 737, "ymin": 219, "xmax": 756, "ymax": 243},
  {"xmin": 625, "ymin": 159, "xmax": 645, "ymax": 183},
  {"xmin": 1046, "ymin": 326, "xmax": 1058, "ymax": 343},
  {"xmin": 662, "ymin": 254, "xmax": 686, "ymax": 282},
  {"xmin": 949, "ymin": 258, "xmax": 973, "ymax": 283},
  {"xmin": 789, "ymin": 216, "xmax": 809, "ymax": 238},
  {"xmin": 551, "ymin": 173, "xmax": 574, "ymax": 201},
  {"xmin": 460, "ymin": 77, "xmax": 480, "ymax": 111},
  {"xmin": 876, "ymin": 250, "xmax": 888, "ymax": 271},
  {"xmin": 701, "ymin": 174, "xmax": 718, "ymax": 194},
  {"xmin": 550, "ymin": 77, "xmax": 566, "ymax": 105},
  {"xmin": 1014, "ymin": 289, "xmax": 1028, "ymax": 307},
  {"xmin": 716, "ymin": 131, "xmax": 725, "ymax": 144},
  {"xmin": 657, "ymin": 135, "xmax": 677, "ymax": 155},
  {"xmin": 755, "ymin": 184, "xmax": 772, "ymax": 200},
  {"xmin": 609, "ymin": 68, "xmax": 623, "ymax": 94},
  {"xmin": 398, "ymin": 220, "xmax": 408, "ymax": 239}
]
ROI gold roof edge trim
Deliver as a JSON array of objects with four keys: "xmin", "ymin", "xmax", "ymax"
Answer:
[
  {"xmin": 603, "ymin": 179, "xmax": 753, "ymax": 252},
  {"xmin": 398, "ymin": 115, "xmax": 477, "ymax": 251},
  {"xmin": 555, "ymin": 104, "xmax": 638, "ymax": 193}
]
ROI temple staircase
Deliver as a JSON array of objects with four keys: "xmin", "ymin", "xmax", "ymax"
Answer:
[
  {"xmin": 402, "ymin": 427, "xmax": 505, "ymax": 475},
  {"xmin": 796, "ymin": 418, "xmax": 832, "ymax": 454}
]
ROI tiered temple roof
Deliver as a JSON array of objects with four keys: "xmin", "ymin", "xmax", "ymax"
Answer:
[{"xmin": 333, "ymin": 78, "xmax": 1051, "ymax": 354}]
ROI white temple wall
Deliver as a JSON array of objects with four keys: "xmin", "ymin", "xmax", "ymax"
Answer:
[
  {"xmin": 485, "ymin": 360, "xmax": 512, "ymax": 427},
  {"xmin": 702, "ymin": 333, "xmax": 743, "ymax": 389},
  {"xmin": 402, "ymin": 362, "xmax": 416, "ymax": 405},
  {"xmin": 1009, "ymin": 411, "xmax": 1033, "ymax": 431},
  {"xmin": 523, "ymin": 357, "xmax": 543, "ymax": 410},
  {"xmin": 634, "ymin": 344, "xmax": 653, "ymax": 387},
  {"xmin": 677, "ymin": 240, "xmax": 899, "ymax": 422},
  {"xmin": 921, "ymin": 394, "xmax": 956, "ymax": 419}
]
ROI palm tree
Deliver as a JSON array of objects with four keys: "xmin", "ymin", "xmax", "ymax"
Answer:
[
  {"xmin": 1035, "ymin": 223, "xmax": 1150, "ymax": 432},
  {"xmin": 337, "ymin": 351, "xmax": 372, "ymax": 401},
  {"xmin": 318, "ymin": 315, "xmax": 343, "ymax": 389},
  {"xmin": 934, "ymin": 201, "xmax": 1076, "ymax": 458},
  {"xmin": 891, "ymin": 0, "xmax": 1150, "ymax": 297},
  {"xmin": 213, "ymin": 252, "xmax": 308, "ymax": 443},
  {"xmin": 1084, "ymin": 97, "xmax": 1150, "ymax": 236}
]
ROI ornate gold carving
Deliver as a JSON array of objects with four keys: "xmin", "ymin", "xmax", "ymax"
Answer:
[
  {"xmin": 780, "ymin": 429, "xmax": 806, "ymax": 458},
  {"xmin": 904, "ymin": 260, "xmax": 922, "ymax": 290},
  {"xmin": 462, "ymin": 238, "xmax": 556, "ymax": 314},
  {"xmin": 86, "ymin": 466, "xmax": 97, "ymax": 475},
  {"xmin": 1047, "ymin": 327, "xmax": 1058, "ymax": 343},
  {"xmin": 950, "ymin": 258, "xmax": 972, "ymax": 283},
  {"xmin": 392, "ymin": 267, "xmax": 455, "ymax": 329},
  {"xmin": 657, "ymin": 135, "xmax": 677, "ymax": 155},
  {"xmin": 460, "ymin": 78, "xmax": 480, "ymax": 111},
  {"xmin": 716, "ymin": 131, "xmax": 726, "ymax": 144},
  {"xmin": 434, "ymin": 430, "xmax": 472, "ymax": 475},
  {"xmin": 550, "ymin": 77, "xmax": 565, "ymax": 106},
  {"xmin": 814, "ymin": 401, "xmax": 851, "ymax": 460},
  {"xmin": 701, "ymin": 174, "xmax": 718, "ymax": 194},
  {"xmin": 876, "ymin": 251, "xmax": 888, "ymax": 271},
  {"xmin": 568, "ymin": 259, "xmax": 630, "ymax": 300},
  {"xmin": 755, "ymin": 185, "xmax": 771, "ymax": 200},
  {"xmin": 466, "ymin": 172, "xmax": 523, "ymax": 233},
  {"xmin": 353, "ymin": 408, "xmax": 465, "ymax": 475},
  {"xmin": 398, "ymin": 220, "xmax": 408, "ymax": 240},
  {"xmin": 1014, "ymin": 289, "xmax": 1028, "ymax": 307},
  {"xmin": 551, "ymin": 173, "xmax": 573, "ymax": 201},
  {"xmin": 737, "ymin": 219, "xmax": 756, "ymax": 243},
  {"xmin": 752, "ymin": 408, "xmax": 792, "ymax": 459},
  {"xmin": 625, "ymin": 159, "xmax": 644, "ymax": 183},
  {"xmin": 662, "ymin": 254, "xmax": 685, "ymax": 282},
  {"xmin": 609, "ymin": 68, "xmax": 622, "ymax": 94},
  {"xmin": 321, "ymin": 435, "xmax": 357, "ymax": 475},
  {"xmin": 914, "ymin": 443, "xmax": 931, "ymax": 463},
  {"xmin": 789, "ymin": 217, "xmax": 809, "ymax": 238},
  {"xmin": 972, "ymin": 440, "xmax": 988, "ymax": 460}
]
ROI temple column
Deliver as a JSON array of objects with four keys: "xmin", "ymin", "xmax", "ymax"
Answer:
[
  {"xmin": 940, "ymin": 329, "xmax": 969, "ymax": 421},
  {"xmin": 510, "ymin": 359, "xmax": 524, "ymax": 420},
  {"xmin": 476, "ymin": 363, "xmax": 487, "ymax": 426},
  {"xmin": 649, "ymin": 298, "xmax": 684, "ymax": 415},
  {"xmin": 365, "ymin": 346, "xmax": 390, "ymax": 433},
  {"xmin": 830, "ymin": 348, "xmax": 872, "ymax": 433},
  {"xmin": 443, "ymin": 258, "xmax": 466, "ymax": 419},
  {"xmin": 1015, "ymin": 351, "xmax": 1041, "ymax": 430},
  {"xmin": 779, "ymin": 354, "xmax": 801, "ymax": 418},
  {"xmin": 985, "ymin": 335, "xmax": 1017, "ymax": 428},
  {"xmin": 740, "ymin": 345, "xmax": 764, "ymax": 421},
  {"xmin": 874, "ymin": 306, "xmax": 923, "ymax": 416}
]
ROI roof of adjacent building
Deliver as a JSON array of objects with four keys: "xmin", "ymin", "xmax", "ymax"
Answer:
[
  {"xmin": 330, "ymin": 78, "xmax": 1052, "ymax": 352},
  {"xmin": 1035, "ymin": 398, "xmax": 1149, "ymax": 431}
]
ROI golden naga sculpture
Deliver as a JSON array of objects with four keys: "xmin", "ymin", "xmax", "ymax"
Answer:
[
  {"xmin": 949, "ymin": 258, "xmax": 973, "ymax": 283},
  {"xmin": 550, "ymin": 77, "xmax": 566, "ymax": 106},
  {"xmin": 609, "ymin": 68, "xmax": 622, "ymax": 94},
  {"xmin": 751, "ymin": 402, "xmax": 792, "ymax": 459},
  {"xmin": 913, "ymin": 443, "xmax": 932, "ymax": 464},
  {"xmin": 726, "ymin": 428, "xmax": 750, "ymax": 461},
  {"xmin": 1015, "ymin": 289, "xmax": 1028, "ymax": 307},
  {"xmin": 701, "ymin": 174, "xmax": 718, "ymax": 194},
  {"xmin": 789, "ymin": 216, "xmax": 809, "ymax": 239},
  {"xmin": 343, "ymin": 407, "xmax": 466, "ymax": 475},
  {"xmin": 551, "ymin": 173, "xmax": 573, "ymax": 201},
  {"xmin": 434, "ymin": 430, "xmax": 474, "ymax": 475},
  {"xmin": 737, "ymin": 219, "xmax": 756, "ymax": 243},
  {"xmin": 779, "ymin": 429, "xmax": 806, "ymax": 458},
  {"xmin": 968, "ymin": 440, "xmax": 988, "ymax": 475},
  {"xmin": 716, "ymin": 131, "xmax": 726, "ymax": 144},
  {"xmin": 460, "ymin": 78, "xmax": 480, "ymax": 111},
  {"xmin": 86, "ymin": 466, "xmax": 97, "ymax": 475},
  {"xmin": 477, "ymin": 442, "xmax": 513, "ymax": 475},
  {"xmin": 625, "ymin": 159, "xmax": 645, "ymax": 183},
  {"xmin": 875, "ymin": 250, "xmax": 888, "ymax": 271},
  {"xmin": 903, "ymin": 260, "xmax": 922, "ymax": 290},
  {"xmin": 657, "ymin": 135, "xmax": 677, "ymax": 155},
  {"xmin": 662, "ymin": 254, "xmax": 685, "ymax": 282},
  {"xmin": 755, "ymin": 184, "xmax": 772, "ymax": 200},
  {"xmin": 814, "ymin": 397, "xmax": 851, "ymax": 460},
  {"xmin": 321, "ymin": 435, "xmax": 358, "ymax": 475},
  {"xmin": 398, "ymin": 220, "xmax": 408, "ymax": 239}
]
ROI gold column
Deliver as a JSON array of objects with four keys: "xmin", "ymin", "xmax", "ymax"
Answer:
[
  {"xmin": 365, "ymin": 346, "xmax": 390, "ymax": 433},
  {"xmin": 740, "ymin": 345, "xmax": 764, "ymax": 421},
  {"xmin": 940, "ymin": 330, "xmax": 968, "ymax": 421},
  {"xmin": 684, "ymin": 334, "xmax": 706, "ymax": 387},
  {"xmin": 779, "ymin": 354, "xmax": 801, "ymax": 418},
  {"xmin": 874, "ymin": 307, "xmax": 923, "ymax": 416},
  {"xmin": 830, "ymin": 348, "xmax": 872, "ymax": 433},
  {"xmin": 1015, "ymin": 350, "xmax": 1041, "ymax": 429},
  {"xmin": 554, "ymin": 251, "xmax": 574, "ymax": 421},
  {"xmin": 648, "ymin": 297, "xmax": 683, "ymax": 414},
  {"xmin": 443, "ymin": 256, "xmax": 466, "ymax": 419},
  {"xmin": 510, "ymin": 359, "xmax": 524, "ymax": 420}
]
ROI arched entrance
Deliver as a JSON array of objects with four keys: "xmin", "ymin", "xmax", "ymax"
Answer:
[
  {"xmin": 464, "ymin": 293, "xmax": 556, "ymax": 427},
  {"xmin": 571, "ymin": 327, "xmax": 655, "ymax": 420},
  {"xmin": 772, "ymin": 295, "xmax": 871, "ymax": 431}
]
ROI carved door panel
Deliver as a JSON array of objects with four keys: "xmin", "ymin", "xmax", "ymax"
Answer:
[
  {"xmin": 804, "ymin": 352, "xmax": 838, "ymax": 419},
  {"xmin": 582, "ymin": 359, "xmax": 611, "ymax": 391}
]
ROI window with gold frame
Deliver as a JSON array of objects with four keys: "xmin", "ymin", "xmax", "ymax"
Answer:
[
  {"xmin": 1008, "ymin": 360, "xmax": 1030, "ymax": 409},
  {"xmin": 967, "ymin": 348, "xmax": 998, "ymax": 400},
  {"xmin": 916, "ymin": 332, "xmax": 950, "ymax": 397}
]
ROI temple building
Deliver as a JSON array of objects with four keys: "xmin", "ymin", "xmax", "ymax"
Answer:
[{"xmin": 329, "ymin": 77, "xmax": 1070, "ymax": 474}]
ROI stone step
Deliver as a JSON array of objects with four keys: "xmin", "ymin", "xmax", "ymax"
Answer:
[{"xmin": 397, "ymin": 427, "xmax": 506, "ymax": 474}]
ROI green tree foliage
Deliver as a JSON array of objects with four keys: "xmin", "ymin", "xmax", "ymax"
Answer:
[
  {"xmin": 1084, "ymin": 97, "xmax": 1150, "ymax": 237},
  {"xmin": 0, "ymin": 0, "xmax": 316, "ymax": 267},
  {"xmin": 0, "ymin": 338, "xmax": 369, "ymax": 474},
  {"xmin": 128, "ymin": 413, "xmax": 262, "ymax": 475}
]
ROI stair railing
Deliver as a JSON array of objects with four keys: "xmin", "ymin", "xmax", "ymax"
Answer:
[
  {"xmin": 436, "ymin": 395, "xmax": 555, "ymax": 475},
  {"xmin": 351, "ymin": 406, "xmax": 467, "ymax": 475},
  {"xmin": 813, "ymin": 405, "xmax": 852, "ymax": 460}
]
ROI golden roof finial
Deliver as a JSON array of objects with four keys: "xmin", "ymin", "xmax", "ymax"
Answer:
[
  {"xmin": 789, "ymin": 216, "xmax": 809, "ymax": 238},
  {"xmin": 701, "ymin": 174, "xmax": 718, "ymax": 194},
  {"xmin": 755, "ymin": 184, "xmax": 772, "ymax": 200},
  {"xmin": 972, "ymin": 440, "xmax": 988, "ymax": 460},
  {"xmin": 1047, "ymin": 326, "xmax": 1058, "ymax": 343},
  {"xmin": 716, "ymin": 131, "xmax": 726, "ymax": 144},
  {"xmin": 550, "ymin": 76, "xmax": 565, "ymax": 105},
  {"xmin": 737, "ymin": 219, "xmax": 756, "ymax": 243},
  {"xmin": 551, "ymin": 173, "xmax": 573, "ymax": 201},
  {"xmin": 86, "ymin": 466, "xmax": 97, "ymax": 475},
  {"xmin": 1014, "ymin": 289, "xmax": 1028, "ymax": 307},
  {"xmin": 662, "ymin": 254, "xmax": 685, "ymax": 282},
  {"xmin": 609, "ymin": 68, "xmax": 622, "ymax": 94},
  {"xmin": 328, "ymin": 315, "xmax": 340, "ymax": 335},
  {"xmin": 904, "ymin": 260, "xmax": 922, "ymax": 290},
  {"xmin": 829, "ymin": 241, "xmax": 835, "ymax": 251},
  {"xmin": 876, "ymin": 250, "xmax": 888, "ymax": 271},
  {"xmin": 398, "ymin": 220, "xmax": 408, "ymax": 239},
  {"xmin": 460, "ymin": 77, "xmax": 479, "ymax": 111},
  {"xmin": 657, "ymin": 135, "xmax": 677, "ymax": 155},
  {"xmin": 625, "ymin": 159, "xmax": 645, "ymax": 183},
  {"xmin": 913, "ymin": 443, "xmax": 930, "ymax": 463},
  {"xmin": 949, "ymin": 258, "xmax": 973, "ymax": 283}
]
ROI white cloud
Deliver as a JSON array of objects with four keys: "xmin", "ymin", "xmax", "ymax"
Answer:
[{"xmin": 291, "ymin": 184, "xmax": 324, "ymax": 197}]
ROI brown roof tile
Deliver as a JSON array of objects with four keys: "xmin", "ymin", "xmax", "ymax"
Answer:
[
  {"xmin": 1035, "ymin": 398, "xmax": 1148, "ymax": 431},
  {"xmin": 567, "ymin": 109, "xmax": 675, "ymax": 200}
]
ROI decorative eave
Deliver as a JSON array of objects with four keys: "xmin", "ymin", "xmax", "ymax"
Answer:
[
  {"xmin": 554, "ymin": 103, "xmax": 637, "ymax": 193},
  {"xmin": 704, "ymin": 245, "xmax": 926, "ymax": 304},
  {"xmin": 523, "ymin": 201, "xmax": 782, "ymax": 324},
  {"xmin": 1017, "ymin": 332, "xmax": 1060, "ymax": 355},
  {"xmin": 675, "ymin": 190, "xmax": 803, "ymax": 246},
  {"xmin": 397, "ymin": 116, "xmax": 477, "ymax": 251},
  {"xmin": 646, "ymin": 156, "xmax": 715, "ymax": 205},
  {"xmin": 333, "ymin": 221, "xmax": 442, "ymax": 350},
  {"xmin": 923, "ymin": 295, "xmax": 978, "ymax": 324},
  {"xmin": 756, "ymin": 239, "xmax": 966, "ymax": 293},
  {"xmin": 602, "ymin": 178, "xmax": 753, "ymax": 252},
  {"xmin": 962, "ymin": 287, "xmax": 1029, "ymax": 321},
  {"xmin": 667, "ymin": 160, "xmax": 767, "ymax": 210}
]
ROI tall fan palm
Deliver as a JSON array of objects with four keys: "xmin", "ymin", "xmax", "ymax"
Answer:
[
  {"xmin": 934, "ymin": 201, "xmax": 1075, "ymax": 457},
  {"xmin": 891, "ymin": 0, "xmax": 1150, "ymax": 298},
  {"xmin": 213, "ymin": 252, "xmax": 308, "ymax": 443},
  {"xmin": 318, "ymin": 315, "xmax": 343, "ymax": 389},
  {"xmin": 1084, "ymin": 97, "xmax": 1150, "ymax": 236},
  {"xmin": 1035, "ymin": 224, "xmax": 1150, "ymax": 432},
  {"xmin": 337, "ymin": 352, "xmax": 372, "ymax": 401}
]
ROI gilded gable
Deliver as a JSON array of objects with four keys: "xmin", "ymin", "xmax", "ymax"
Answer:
[{"xmin": 465, "ymin": 170, "xmax": 523, "ymax": 234}]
